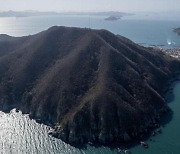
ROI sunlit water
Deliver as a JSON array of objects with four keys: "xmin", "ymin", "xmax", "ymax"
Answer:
[
  {"xmin": 0, "ymin": 109, "xmax": 116, "ymax": 154},
  {"xmin": 0, "ymin": 82, "xmax": 179, "ymax": 154},
  {"xmin": 0, "ymin": 15, "xmax": 180, "ymax": 48},
  {"xmin": 0, "ymin": 15, "xmax": 180, "ymax": 154}
]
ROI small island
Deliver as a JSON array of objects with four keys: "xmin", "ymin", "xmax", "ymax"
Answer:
[{"xmin": 105, "ymin": 15, "xmax": 121, "ymax": 21}]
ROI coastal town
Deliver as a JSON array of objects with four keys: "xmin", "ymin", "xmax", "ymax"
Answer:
[
  {"xmin": 161, "ymin": 47, "xmax": 180, "ymax": 59},
  {"xmin": 164, "ymin": 28, "xmax": 180, "ymax": 59}
]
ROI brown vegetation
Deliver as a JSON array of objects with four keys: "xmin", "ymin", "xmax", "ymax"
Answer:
[{"xmin": 0, "ymin": 26, "xmax": 179, "ymax": 145}]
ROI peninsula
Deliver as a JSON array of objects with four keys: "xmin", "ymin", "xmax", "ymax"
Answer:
[{"xmin": 0, "ymin": 26, "xmax": 179, "ymax": 145}]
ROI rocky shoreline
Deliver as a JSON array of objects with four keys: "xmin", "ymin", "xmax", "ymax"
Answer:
[
  {"xmin": 51, "ymin": 105, "xmax": 170, "ymax": 146},
  {"xmin": 1, "ymin": 76, "xmax": 178, "ymax": 149},
  {"xmin": 51, "ymin": 75, "xmax": 180, "ymax": 146},
  {"xmin": 1, "ymin": 71, "xmax": 178, "ymax": 147}
]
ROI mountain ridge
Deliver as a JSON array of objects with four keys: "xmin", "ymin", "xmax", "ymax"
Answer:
[
  {"xmin": 0, "ymin": 11, "xmax": 133, "ymax": 18},
  {"xmin": 0, "ymin": 26, "xmax": 179, "ymax": 145}
]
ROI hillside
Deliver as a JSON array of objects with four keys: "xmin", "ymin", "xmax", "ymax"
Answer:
[{"xmin": 0, "ymin": 26, "xmax": 180, "ymax": 145}]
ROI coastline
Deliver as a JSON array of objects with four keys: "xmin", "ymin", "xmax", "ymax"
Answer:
[
  {"xmin": 0, "ymin": 26, "xmax": 179, "ymax": 148},
  {"xmin": 116, "ymin": 74, "xmax": 180, "ymax": 152},
  {"xmin": 0, "ymin": 77, "xmax": 179, "ymax": 153},
  {"xmin": 0, "ymin": 64, "xmax": 179, "ymax": 152},
  {"xmin": 0, "ymin": 51, "xmax": 179, "ymax": 149},
  {"xmin": 51, "ymin": 74, "xmax": 180, "ymax": 147}
]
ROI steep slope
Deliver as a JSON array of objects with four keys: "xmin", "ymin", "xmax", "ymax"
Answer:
[
  {"xmin": 0, "ymin": 34, "xmax": 31, "ymax": 57},
  {"xmin": 0, "ymin": 26, "xmax": 179, "ymax": 145}
]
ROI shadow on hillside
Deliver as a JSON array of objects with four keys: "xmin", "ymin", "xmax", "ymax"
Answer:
[
  {"xmin": 60, "ymin": 110, "xmax": 174, "ymax": 152},
  {"xmin": 71, "ymin": 81, "xmax": 178, "ymax": 151},
  {"xmin": 0, "ymin": 81, "xmax": 179, "ymax": 152}
]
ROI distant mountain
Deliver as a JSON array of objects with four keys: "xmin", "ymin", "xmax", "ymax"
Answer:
[
  {"xmin": 174, "ymin": 28, "xmax": 180, "ymax": 35},
  {"xmin": 0, "ymin": 26, "xmax": 179, "ymax": 145},
  {"xmin": 0, "ymin": 10, "xmax": 59, "ymax": 17},
  {"xmin": 84, "ymin": 11, "xmax": 133, "ymax": 16},
  {"xmin": 0, "ymin": 10, "xmax": 133, "ymax": 18}
]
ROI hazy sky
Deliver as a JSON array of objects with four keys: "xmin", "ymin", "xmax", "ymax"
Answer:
[{"xmin": 0, "ymin": 0, "xmax": 180, "ymax": 12}]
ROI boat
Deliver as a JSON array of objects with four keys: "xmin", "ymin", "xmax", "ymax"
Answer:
[
  {"xmin": 167, "ymin": 39, "xmax": 172, "ymax": 45},
  {"xmin": 140, "ymin": 141, "xmax": 149, "ymax": 148},
  {"xmin": 117, "ymin": 148, "xmax": 131, "ymax": 154}
]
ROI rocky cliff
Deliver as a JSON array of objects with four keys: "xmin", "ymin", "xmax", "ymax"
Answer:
[{"xmin": 0, "ymin": 26, "xmax": 179, "ymax": 145}]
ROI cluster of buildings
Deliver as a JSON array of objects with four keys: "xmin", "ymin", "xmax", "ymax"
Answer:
[
  {"xmin": 158, "ymin": 47, "xmax": 180, "ymax": 59},
  {"xmin": 163, "ymin": 48, "xmax": 180, "ymax": 59}
]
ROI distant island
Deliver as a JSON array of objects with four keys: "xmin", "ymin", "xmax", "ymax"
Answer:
[
  {"xmin": 174, "ymin": 28, "xmax": 180, "ymax": 35},
  {"xmin": 105, "ymin": 15, "xmax": 121, "ymax": 21},
  {"xmin": 0, "ymin": 10, "xmax": 133, "ymax": 18},
  {"xmin": 0, "ymin": 26, "xmax": 179, "ymax": 146},
  {"xmin": 0, "ymin": 10, "xmax": 60, "ymax": 17}
]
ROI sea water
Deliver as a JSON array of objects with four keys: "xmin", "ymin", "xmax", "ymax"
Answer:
[
  {"xmin": 0, "ymin": 82, "xmax": 179, "ymax": 154},
  {"xmin": 0, "ymin": 15, "xmax": 180, "ymax": 48},
  {"xmin": 0, "ymin": 15, "xmax": 180, "ymax": 154}
]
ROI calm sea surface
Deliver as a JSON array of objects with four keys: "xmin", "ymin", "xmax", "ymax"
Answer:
[
  {"xmin": 0, "ymin": 15, "xmax": 180, "ymax": 154},
  {"xmin": 0, "ymin": 15, "xmax": 180, "ymax": 48}
]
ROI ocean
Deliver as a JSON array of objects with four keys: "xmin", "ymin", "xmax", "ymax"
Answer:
[
  {"xmin": 0, "ymin": 15, "xmax": 180, "ymax": 48},
  {"xmin": 0, "ymin": 15, "xmax": 180, "ymax": 154}
]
